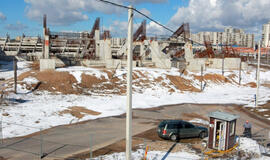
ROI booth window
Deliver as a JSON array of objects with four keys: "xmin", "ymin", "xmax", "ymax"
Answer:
[{"xmin": 229, "ymin": 121, "xmax": 235, "ymax": 136}]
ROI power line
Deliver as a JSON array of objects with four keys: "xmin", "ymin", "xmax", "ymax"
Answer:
[{"xmin": 95, "ymin": 0, "xmax": 203, "ymax": 45}]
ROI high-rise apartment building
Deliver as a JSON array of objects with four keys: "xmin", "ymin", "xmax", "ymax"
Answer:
[
  {"xmin": 191, "ymin": 27, "xmax": 254, "ymax": 48},
  {"xmin": 262, "ymin": 21, "xmax": 270, "ymax": 47}
]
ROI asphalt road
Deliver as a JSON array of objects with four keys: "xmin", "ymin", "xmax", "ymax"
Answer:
[{"xmin": 0, "ymin": 103, "xmax": 269, "ymax": 160}]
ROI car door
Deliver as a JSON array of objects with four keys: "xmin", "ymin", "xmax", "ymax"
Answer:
[
  {"xmin": 181, "ymin": 122, "xmax": 199, "ymax": 138},
  {"xmin": 177, "ymin": 122, "xmax": 184, "ymax": 138}
]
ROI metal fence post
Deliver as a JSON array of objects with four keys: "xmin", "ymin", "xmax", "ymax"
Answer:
[{"xmin": 40, "ymin": 128, "xmax": 43, "ymax": 159}]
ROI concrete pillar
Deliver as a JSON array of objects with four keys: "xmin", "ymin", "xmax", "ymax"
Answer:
[
  {"xmin": 44, "ymin": 34, "xmax": 50, "ymax": 59},
  {"xmin": 184, "ymin": 41, "xmax": 193, "ymax": 60},
  {"xmin": 95, "ymin": 30, "xmax": 100, "ymax": 41}
]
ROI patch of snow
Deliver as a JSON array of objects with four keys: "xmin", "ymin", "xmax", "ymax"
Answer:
[
  {"xmin": 238, "ymin": 137, "xmax": 261, "ymax": 156},
  {"xmin": 189, "ymin": 118, "xmax": 209, "ymax": 125},
  {"xmin": 257, "ymin": 109, "xmax": 269, "ymax": 112},
  {"xmin": 100, "ymin": 149, "xmax": 200, "ymax": 160},
  {"xmin": 22, "ymin": 77, "xmax": 39, "ymax": 85}
]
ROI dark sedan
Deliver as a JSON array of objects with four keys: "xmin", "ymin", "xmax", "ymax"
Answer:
[{"xmin": 157, "ymin": 120, "xmax": 208, "ymax": 141}]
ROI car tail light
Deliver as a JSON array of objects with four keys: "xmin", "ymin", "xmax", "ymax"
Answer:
[
  {"xmin": 163, "ymin": 124, "xmax": 167, "ymax": 135},
  {"xmin": 162, "ymin": 129, "xmax": 167, "ymax": 135}
]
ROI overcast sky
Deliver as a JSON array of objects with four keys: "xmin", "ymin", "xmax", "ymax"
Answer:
[{"xmin": 0, "ymin": 0, "xmax": 270, "ymax": 40}]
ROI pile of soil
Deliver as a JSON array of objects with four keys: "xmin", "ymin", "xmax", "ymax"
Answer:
[
  {"xmin": 245, "ymin": 82, "xmax": 257, "ymax": 88},
  {"xmin": 203, "ymin": 74, "xmax": 231, "ymax": 83},
  {"xmin": 30, "ymin": 61, "xmax": 40, "ymax": 71},
  {"xmin": 36, "ymin": 70, "xmax": 79, "ymax": 94},
  {"xmin": 167, "ymin": 75, "xmax": 200, "ymax": 92},
  {"xmin": 59, "ymin": 106, "xmax": 101, "ymax": 119}
]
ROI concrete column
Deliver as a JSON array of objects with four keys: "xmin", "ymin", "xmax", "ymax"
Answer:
[
  {"xmin": 184, "ymin": 41, "xmax": 193, "ymax": 60},
  {"xmin": 44, "ymin": 35, "xmax": 50, "ymax": 59},
  {"xmin": 95, "ymin": 30, "xmax": 100, "ymax": 41}
]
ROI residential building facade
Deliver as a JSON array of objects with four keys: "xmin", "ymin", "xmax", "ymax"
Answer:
[{"xmin": 191, "ymin": 27, "xmax": 254, "ymax": 48}]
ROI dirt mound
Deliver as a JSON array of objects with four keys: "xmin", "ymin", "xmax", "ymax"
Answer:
[
  {"xmin": 204, "ymin": 74, "xmax": 231, "ymax": 83},
  {"xmin": 245, "ymin": 82, "xmax": 257, "ymax": 88},
  {"xmin": 30, "ymin": 61, "xmax": 40, "ymax": 71},
  {"xmin": 194, "ymin": 74, "xmax": 231, "ymax": 83},
  {"xmin": 167, "ymin": 75, "xmax": 200, "ymax": 92},
  {"xmin": 59, "ymin": 106, "xmax": 101, "ymax": 119},
  {"xmin": 35, "ymin": 70, "xmax": 79, "ymax": 94}
]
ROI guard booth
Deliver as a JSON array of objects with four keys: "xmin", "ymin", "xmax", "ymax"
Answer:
[{"xmin": 208, "ymin": 111, "xmax": 239, "ymax": 151}]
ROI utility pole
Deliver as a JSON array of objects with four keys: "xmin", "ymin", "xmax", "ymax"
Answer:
[
  {"xmin": 256, "ymin": 41, "xmax": 261, "ymax": 107},
  {"xmin": 126, "ymin": 5, "xmax": 133, "ymax": 160}
]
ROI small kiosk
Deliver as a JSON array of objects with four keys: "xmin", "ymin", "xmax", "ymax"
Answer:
[{"xmin": 208, "ymin": 111, "xmax": 239, "ymax": 151}]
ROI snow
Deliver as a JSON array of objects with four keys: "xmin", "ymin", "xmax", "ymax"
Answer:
[
  {"xmin": 257, "ymin": 109, "xmax": 269, "ymax": 112},
  {"xmin": 238, "ymin": 137, "xmax": 262, "ymax": 155},
  {"xmin": 22, "ymin": 77, "xmax": 39, "ymax": 85},
  {"xmin": 56, "ymin": 66, "xmax": 109, "ymax": 83},
  {"xmin": 94, "ymin": 137, "xmax": 270, "ymax": 160},
  {"xmin": 189, "ymin": 118, "xmax": 209, "ymax": 125},
  {"xmin": 1, "ymin": 61, "xmax": 270, "ymax": 139},
  {"xmin": 100, "ymin": 149, "xmax": 200, "ymax": 160}
]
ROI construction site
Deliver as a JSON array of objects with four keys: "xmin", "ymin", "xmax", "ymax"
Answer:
[
  {"xmin": 0, "ymin": 8, "xmax": 270, "ymax": 160},
  {"xmin": 2, "ymin": 14, "xmax": 270, "ymax": 73}
]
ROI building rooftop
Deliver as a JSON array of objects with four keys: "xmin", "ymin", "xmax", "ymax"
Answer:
[{"xmin": 208, "ymin": 111, "xmax": 240, "ymax": 121}]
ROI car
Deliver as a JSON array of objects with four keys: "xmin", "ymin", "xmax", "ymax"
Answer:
[{"xmin": 157, "ymin": 120, "xmax": 208, "ymax": 141}]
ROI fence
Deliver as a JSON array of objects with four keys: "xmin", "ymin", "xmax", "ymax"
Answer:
[{"xmin": 0, "ymin": 120, "xmax": 94, "ymax": 160}]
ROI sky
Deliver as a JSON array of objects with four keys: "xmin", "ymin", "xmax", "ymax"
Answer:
[{"xmin": 0, "ymin": 0, "xmax": 270, "ymax": 40}]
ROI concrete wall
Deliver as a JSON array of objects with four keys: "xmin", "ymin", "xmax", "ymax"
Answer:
[
  {"xmin": 105, "ymin": 59, "xmax": 136, "ymax": 69},
  {"xmin": 81, "ymin": 59, "xmax": 106, "ymax": 67},
  {"xmin": 40, "ymin": 59, "xmax": 55, "ymax": 71},
  {"xmin": 186, "ymin": 58, "xmax": 247, "ymax": 71},
  {"xmin": 150, "ymin": 41, "xmax": 171, "ymax": 69},
  {"xmin": 99, "ymin": 40, "xmax": 111, "ymax": 61}
]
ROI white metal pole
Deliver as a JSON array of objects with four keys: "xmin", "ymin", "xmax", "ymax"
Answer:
[
  {"xmin": 256, "ymin": 41, "xmax": 261, "ymax": 107},
  {"xmin": 126, "ymin": 5, "xmax": 133, "ymax": 160}
]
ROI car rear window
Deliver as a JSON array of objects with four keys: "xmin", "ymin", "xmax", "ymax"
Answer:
[
  {"xmin": 158, "ymin": 122, "xmax": 166, "ymax": 128},
  {"xmin": 167, "ymin": 123, "xmax": 179, "ymax": 129}
]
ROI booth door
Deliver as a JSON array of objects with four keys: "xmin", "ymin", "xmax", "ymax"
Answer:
[
  {"xmin": 218, "ymin": 122, "xmax": 226, "ymax": 151},
  {"xmin": 213, "ymin": 120, "xmax": 226, "ymax": 150}
]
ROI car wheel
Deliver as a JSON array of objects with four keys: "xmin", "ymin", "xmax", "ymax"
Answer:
[
  {"xmin": 199, "ymin": 132, "xmax": 206, "ymax": 139},
  {"xmin": 170, "ymin": 134, "xmax": 178, "ymax": 141}
]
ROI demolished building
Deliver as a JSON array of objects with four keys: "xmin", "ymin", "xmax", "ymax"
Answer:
[{"xmin": 0, "ymin": 15, "xmax": 248, "ymax": 72}]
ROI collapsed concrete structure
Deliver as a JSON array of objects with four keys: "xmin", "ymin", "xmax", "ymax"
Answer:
[{"xmin": 0, "ymin": 15, "xmax": 247, "ymax": 71}]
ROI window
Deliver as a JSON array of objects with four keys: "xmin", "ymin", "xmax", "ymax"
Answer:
[
  {"xmin": 184, "ymin": 122, "xmax": 194, "ymax": 128},
  {"xmin": 178, "ymin": 123, "xmax": 183, "ymax": 129},
  {"xmin": 229, "ymin": 121, "xmax": 235, "ymax": 136},
  {"xmin": 158, "ymin": 122, "xmax": 166, "ymax": 128},
  {"xmin": 167, "ymin": 123, "xmax": 178, "ymax": 129}
]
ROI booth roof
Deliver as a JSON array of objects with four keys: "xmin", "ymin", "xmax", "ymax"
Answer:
[{"xmin": 208, "ymin": 111, "xmax": 240, "ymax": 121}]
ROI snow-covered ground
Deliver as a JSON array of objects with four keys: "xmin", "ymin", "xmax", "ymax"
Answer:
[
  {"xmin": 0, "ymin": 61, "xmax": 270, "ymax": 139},
  {"xmin": 97, "ymin": 137, "xmax": 270, "ymax": 160}
]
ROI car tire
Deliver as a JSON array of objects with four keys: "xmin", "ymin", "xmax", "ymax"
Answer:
[
  {"xmin": 199, "ymin": 132, "xmax": 206, "ymax": 139},
  {"xmin": 170, "ymin": 134, "xmax": 178, "ymax": 141}
]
